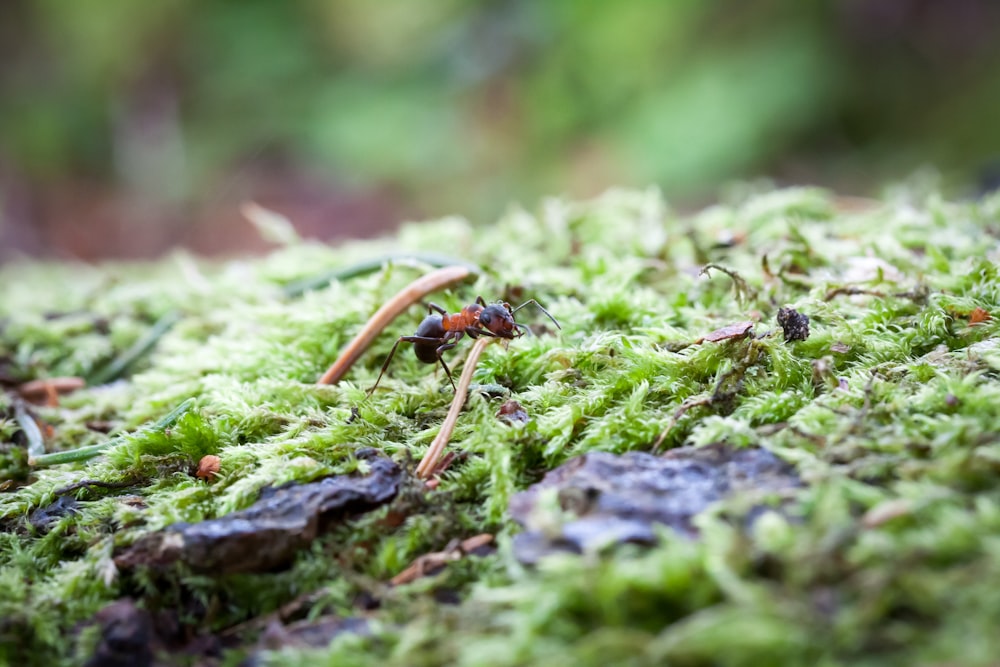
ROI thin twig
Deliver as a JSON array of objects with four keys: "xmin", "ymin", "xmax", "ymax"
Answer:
[
  {"xmin": 651, "ymin": 395, "xmax": 713, "ymax": 453},
  {"xmin": 220, "ymin": 589, "xmax": 323, "ymax": 638},
  {"xmin": 823, "ymin": 286, "xmax": 887, "ymax": 302},
  {"xmin": 823, "ymin": 285, "xmax": 928, "ymax": 303},
  {"xmin": 317, "ymin": 265, "xmax": 476, "ymax": 385},
  {"xmin": 700, "ymin": 263, "xmax": 758, "ymax": 304},
  {"xmin": 652, "ymin": 342, "xmax": 758, "ymax": 452},
  {"xmin": 53, "ymin": 477, "xmax": 144, "ymax": 497},
  {"xmin": 88, "ymin": 310, "xmax": 181, "ymax": 386},
  {"xmin": 390, "ymin": 533, "xmax": 494, "ymax": 585},
  {"xmin": 415, "ymin": 337, "xmax": 492, "ymax": 479},
  {"xmin": 30, "ymin": 398, "xmax": 195, "ymax": 466}
]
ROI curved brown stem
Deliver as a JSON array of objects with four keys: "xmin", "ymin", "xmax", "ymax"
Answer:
[
  {"xmin": 415, "ymin": 337, "xmax": 492, "ymax": 479},
  {"xmin": 317, "ymin": 265, "xmax": 475, "ymax": 385}
]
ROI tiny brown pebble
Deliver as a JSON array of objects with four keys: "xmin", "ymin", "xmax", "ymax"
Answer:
[
  {"xmin": 777, "ymin": 307, "xmax": 810, "ymax": 341},
  {"xmin": 830, "ymin": 341, "xmax": 850, "ymax": 354},
  {"xmin": 196, "ymin": 455, "xmax": 221, "ymax": 480}
]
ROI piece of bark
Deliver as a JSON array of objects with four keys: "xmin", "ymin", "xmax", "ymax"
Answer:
[{"xmin": 116, "ymin": 455, "xmax": 401, "ymax": 573}]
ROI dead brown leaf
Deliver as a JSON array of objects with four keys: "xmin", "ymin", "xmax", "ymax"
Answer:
[
  {"xmin": 17, "ymin": 376, "xmax": 86, "ymax": 406},
  {"xmin": 695, "ymin": 321, "xmax": 755, "ymax": 344}
]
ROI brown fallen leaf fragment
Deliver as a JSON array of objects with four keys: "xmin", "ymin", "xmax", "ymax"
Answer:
[
  {"xmin": 195, "ymin": 454, "xmax": 221, "ymax": 480},
  {"xmin": 969, "ymin": 307, "xmax": 991, "ymax": 325},
  {"xmin": 390, "ymin": 533, "xmax": 495, "ymax": 585},
  {"xmin": 497, "ymin": 399, "xmax": 529, "ymax": 425},
  {"xmin": 17, "ymin": 376, "xmax": 86, "ymax": 405},
  {"xmin": 115, "ymin": 454, "xmax": 401, "ymax": 573},
  {"xmin": 695, "ymin": 321, "xmax": 755, "ymax": 345}
]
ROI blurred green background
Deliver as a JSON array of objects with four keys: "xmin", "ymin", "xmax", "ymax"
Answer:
[{"xmin": 2, "ymin": 0, "xmax": 1000, "ymax": 259}]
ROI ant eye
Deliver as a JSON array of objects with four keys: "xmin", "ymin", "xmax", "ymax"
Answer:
[{"xmin": 479, "ymin": 311, "xmax": 492, "ymax": 325}]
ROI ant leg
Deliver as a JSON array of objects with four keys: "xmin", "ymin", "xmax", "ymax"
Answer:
[
  {"xmin": 464, "ymin": 326, "xmax": 500, "ymax": 339},
  {"xmin": 510, "ymin": 299, "xmax": 562, "ymax": 330},
  {"xmin": 367, "ymin": 337, "xmax": 407, "ymax": 397},
  {"xmin": 427, "ymin": 303, "xmax": 448, "ymax": 315},
  {"xmin": 435, "ymin": 343, "xmax": 458, "ymax": 391},
  {"xmin": 475, "ymin": 296, "xmax": 488, "ymax": 307},
  {"xmin": 366, "ymin": 335, "xmax": 446, "ymax": 397}
]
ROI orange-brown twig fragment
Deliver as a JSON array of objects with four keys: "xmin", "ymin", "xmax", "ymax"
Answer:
[
  {"xmin": 415, "ymin": 337, "xmax": 492, "ymax": 479},
  {"xmin": 317, "ymin": 265, "xmax": 473, "ymax": 385},
  {"xmin": 390, "ymin": 534, "xmax": 495, "ymax": 585},
  {"xmin": 17, "ymin": 377, "xmax": 86, "ymax": 406},
  {"xmin": 969, "ymin": 307, "xmax": 991, "ymax": 325}
]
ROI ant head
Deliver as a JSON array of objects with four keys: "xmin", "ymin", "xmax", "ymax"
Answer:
[{"xmin": 478, "ymin": 303, "xmax": 520, "ymax": 339}]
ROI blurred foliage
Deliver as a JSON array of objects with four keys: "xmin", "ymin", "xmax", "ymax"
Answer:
[{"xmin": 2, "ymin": 0, "xmax": 1000, "ymax": 246}]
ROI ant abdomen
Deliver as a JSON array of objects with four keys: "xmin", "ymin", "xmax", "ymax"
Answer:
[{"xmin": 414, "ymin": 316, "xmax": 446, "ymax": 364}]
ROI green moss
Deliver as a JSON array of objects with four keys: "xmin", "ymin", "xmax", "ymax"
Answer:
[{"xmin": 2, "ymin": 187, "xmax": 1000, "ymax": 665}]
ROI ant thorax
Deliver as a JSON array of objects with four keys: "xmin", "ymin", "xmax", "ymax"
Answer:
[{"xmin": 441, "ymin": 304, "xmax": 484, "ymax": 333}]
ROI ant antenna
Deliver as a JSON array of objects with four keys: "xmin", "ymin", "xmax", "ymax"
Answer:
[{"xmin": 510, "ymin": 299, "xmax": 562, "ymax": 330}]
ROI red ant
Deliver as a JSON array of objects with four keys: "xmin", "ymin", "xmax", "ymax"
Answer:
[{"xmin": 367, "ymin": 297, "xmax": 560, "ymax": 395}]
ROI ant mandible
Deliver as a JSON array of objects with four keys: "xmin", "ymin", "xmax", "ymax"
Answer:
[{"xmin": 366, "ymin": 297, "xmax": 561, "ymax": 396}]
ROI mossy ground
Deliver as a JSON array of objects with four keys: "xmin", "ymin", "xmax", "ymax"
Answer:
[{"xmin": 2, "ymin": 186, "xmax": 1000, "ymax": 666}]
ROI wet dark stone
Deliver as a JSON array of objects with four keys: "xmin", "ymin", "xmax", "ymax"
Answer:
[
  {"xmin": 115, "ymin": 456, "xmax": 401, "ymax": 573},
  {"xmin": 509, "ymin": 443, "xmax": 801, "ymax": 563},
  {"xmin": 28, "ymin": 495, "xmax": 81, "ymax": 533},
  {"xmin": 83, "ymin": 599, "xmax": 154, "ymax": 667},
  {"xmin": 777, "ymin": 307, "xmax": 810, "ymax": 341}
]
